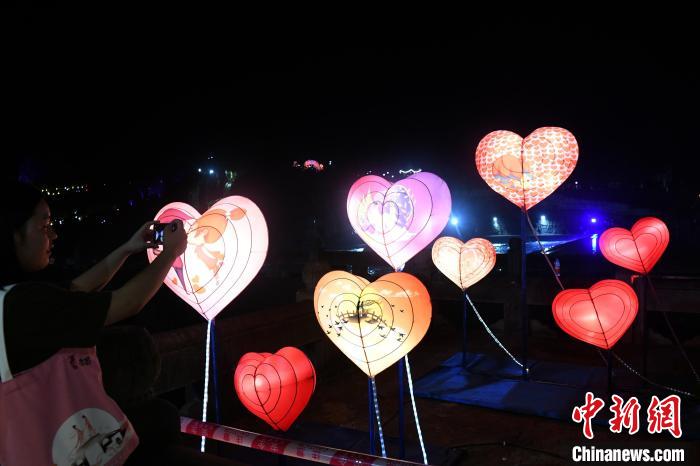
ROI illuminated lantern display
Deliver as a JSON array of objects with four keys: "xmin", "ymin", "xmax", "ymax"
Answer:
[
  {"xmin": 552, "ymin": 280, "xmax": 638, "ymax": 350},
  {"xmin": 233, "ymin": 347, "xmax": 316, "ymax": 431},
  {"xmin": 147, "ymin": 196, "xmax": 268, "ymax": 321},
  {"xmin": 347, "ymin": 172, "xmax": 451, "ymax": 270},
  {"xmin": 599, "ymin": 217, "xmax": 669, "ymax": 274},
  {"xmin": 432, "ymin": 237, "xmax": 496, "ymax": 290},
  {"xmin": 314, "ymin": 271, "xmax": 431, "ymax": 378},
  {"xmin": 303, "ymin": 160, "xmax": 324, "ymax": 171},
  {"xmin": 475, "ymin": 127, "xmax": 578, "ymax": 210}
]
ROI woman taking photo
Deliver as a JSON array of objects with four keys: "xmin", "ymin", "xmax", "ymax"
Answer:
[{"xmin": 0, "ymin": 181, "xmax": 187, "ymax": 465}]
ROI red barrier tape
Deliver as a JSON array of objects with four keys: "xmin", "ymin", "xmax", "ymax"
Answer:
[{"xmin": 181, "ymin": 417, "xmax": 429, "ymax": 465}]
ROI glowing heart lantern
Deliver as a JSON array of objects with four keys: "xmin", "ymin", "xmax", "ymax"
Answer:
[
  {"xmin": 234, "ymin": 347, "xmax": 316, "ymax": 431},
  {"xmin": 314, "ymin": 271, "xmax": 431, "ymax": 378},
  {"xmin": 146, "ymin": 196, "xmax": 268, "ymax": 321},
  {"xmin": 347, "ymin": 172, "xmax": 451, "ymax": 271},
  {"xmin": 599, "ymin": 217, "xmax": 669, "ymax": 275},
  {"xmin": 552, "ymin": 280, "xmax": 638, "ymax": 350},
  {"xmin": 475, "ymin": 127, "xmax": 578, "ymax": 210},
  {"xmin": 432, "ymin": 237, "xmax": 496, "ymax": 291}
]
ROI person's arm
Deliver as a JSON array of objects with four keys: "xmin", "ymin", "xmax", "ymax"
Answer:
[
  {"xmin": 70, "ymin": 221, "xmax": 156, "ymax": 292},
  {"xmin": 105, "ymin": 220, "xmax": 187, "ymax": 325}
]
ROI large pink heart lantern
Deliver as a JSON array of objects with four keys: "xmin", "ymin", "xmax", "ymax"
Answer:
[
  {"xmin": 475, "ymin": 127, "xmax": 578, "ymax": 210},
  {"xmin": 432, "ymin": 237, "xmax": 496, "ymax": 290},
  {"xmin": 234, "ymin": 347, "xmax": 316, "ymax": 431},
  {"xmin": 552, "ymin": 280, "xmax": 638, "ymax": 350},
  {"xmin": 347, "ymin": 172, "xmax": 451, "ymax": 270},
  {"xmin": 599, "ymin": 217, "xmax": 669, "ymax": 275},
  {"xmin": 146, "ymin": 196, "xmax": 268, "ymax": 321}
]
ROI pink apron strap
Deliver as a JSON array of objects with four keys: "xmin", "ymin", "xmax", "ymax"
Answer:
[{"xmin": 0, "ymin": 284, "xmax": 17, "ymax": 382}]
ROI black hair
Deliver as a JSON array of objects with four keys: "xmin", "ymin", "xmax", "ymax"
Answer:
[{"xmin": 0, "ymin": 181, "xmax": 46, "ymax": 287}]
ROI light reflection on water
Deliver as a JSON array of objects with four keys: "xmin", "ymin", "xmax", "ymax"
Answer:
[{"xmin": 491, "ymin": 235, "xmax": 598, "ymax": 255}]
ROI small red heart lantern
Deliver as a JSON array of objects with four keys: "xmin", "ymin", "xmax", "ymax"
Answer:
[
  {"xmin": 552, "ymin": 280, "xmax": 638, "ymax": 350},
  {"xmin": 233, "ymin": 347, "xmax": 315, "ymax": 431},
  {"xmin": 599, "ymin": 217, "xmax": 669, "ymax": 274}
]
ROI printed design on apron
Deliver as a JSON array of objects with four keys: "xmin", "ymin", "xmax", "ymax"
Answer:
[{"xmin": 52, "ymin": 408, "xmax": 134, "ymax": 466}]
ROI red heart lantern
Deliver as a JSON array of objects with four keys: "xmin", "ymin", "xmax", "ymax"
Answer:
[
  {"xmin": 475, "ymin": 127, "xmax": 578, "ymax": 210},
  {"xmin": 552, "ymin": 280, "xmax": 638, "ymax": 350},
  {"xmin": 599, "ymin": 217, "xmax": 669, "ymax": 274},
  {"xmin": 233, "ymin": 347, "xmax": 315, "ymax": 431}
]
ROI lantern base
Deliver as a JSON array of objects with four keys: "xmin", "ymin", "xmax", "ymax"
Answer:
[{"xmin": 413, "ymin": 352, "xmax": 700, "ymax": 438}]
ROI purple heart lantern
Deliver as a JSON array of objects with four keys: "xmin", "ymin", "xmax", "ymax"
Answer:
[{"xmin": 347, "ymin": 172, "xmax": 451, "ymax": 270}]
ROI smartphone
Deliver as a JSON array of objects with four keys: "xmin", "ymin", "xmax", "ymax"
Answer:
[{"xmin": 152, "ymin": 222, "xmax": 167, "ymax": 245}]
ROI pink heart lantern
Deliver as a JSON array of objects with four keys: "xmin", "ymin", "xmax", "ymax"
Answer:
[
  {"xmin": 599, "ymin": 217, "xmax": 669, "ymax": 274},
  {"xmin": 347, "ymin": 172, "xmax": 451, "ymax": 270},
  {"xmin": 475, "ymin": 127, "xmax": 578, "ymax": 210},
  {"xmin": 146, "ymin": 196, "xmax": 268, "ymax": 321},
  {"xmin": 552, "ymin": 279, "xmax": 638, "ymax": 350}
]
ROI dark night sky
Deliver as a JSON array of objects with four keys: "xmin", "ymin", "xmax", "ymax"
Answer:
[{"xmin": 4, "ymin": 10, "xmax": 700, "ymax": 190}]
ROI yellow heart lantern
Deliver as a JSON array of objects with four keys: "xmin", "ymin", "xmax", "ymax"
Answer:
[
  {"xmin": 146, "ymin": 196, "xmax": 268, "ymax": 321},
  {"xmin": 432, "ymin": 237, "xmax": 496, "ymax": 290},
  {"xmin": 314, "ymin": 271, "xmax": 431, "ymax": 378},
  {"xmin": 475, "ymin": 127, "xmax": 578, "ymax": 210}
]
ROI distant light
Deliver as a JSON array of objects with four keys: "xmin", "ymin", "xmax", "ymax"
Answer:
[
  {"xmin": 591, "ymin": 234, "xmax": 598, "ymax": 254},
  {"xmin": 198, "ymin": 168, "xmax": 202, "ymax": 173},
  {"xmin": 590, "ymin": 217, "xmax": 597, "ymax": 224},
  {"xmin": 540, "ymin": 215, "xmax": 547, "ymax": 225},
  {"xmin": 329, "ymin": 160, "xmax": 333, "ymax": 166},
  {"xmin": 351, "ymin": 247, "xmax": 365, "ymax": 253},
  {"xmin": 450, "ymin": 216, "xmax": 459, "ymax": 226},
  {"xmin": 492, "ymin": 216, "xmax": 498, "ymax": 223},
  {"xmin": 209, "ymin": 169, "xmax": 214, "ymax": 175}
]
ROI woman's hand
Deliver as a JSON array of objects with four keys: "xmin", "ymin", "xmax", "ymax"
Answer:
[
  {"xmin": 162, "ymin": 219, "xmax": 188, "ymax": 258},
  {"xmin": 122, "ymin": 221, "xmax": 158, "ymax": 255}
]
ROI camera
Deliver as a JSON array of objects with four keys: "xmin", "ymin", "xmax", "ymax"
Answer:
[{"xmin": 152, "ymin": 222, "xmax": 167, "ymax": 245}]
